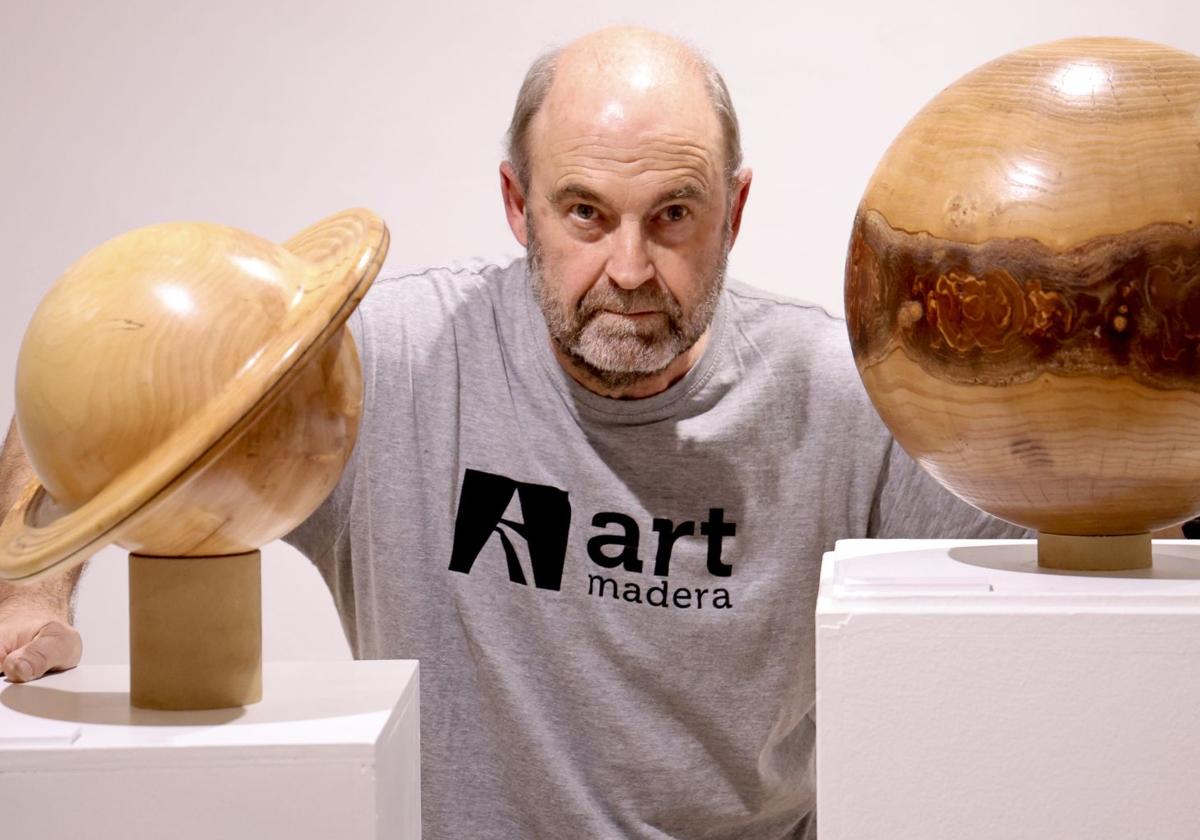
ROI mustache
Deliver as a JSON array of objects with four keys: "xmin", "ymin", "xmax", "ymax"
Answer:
[{"xmin": 576, "ymin": 283, "xmax": 681, "ymax": 319}]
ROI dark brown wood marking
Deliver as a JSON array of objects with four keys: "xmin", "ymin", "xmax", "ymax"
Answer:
[{"xmin": 846, "ymin": 208, "xmax": 1200, "ymax": 390}]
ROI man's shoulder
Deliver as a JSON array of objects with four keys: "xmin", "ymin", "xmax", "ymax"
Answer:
[
  {"xmin": 725, "ymin": 280, "xmax": 841, "ymax": 326},
  {"xmin": 718, "ymin": 278, "xmax": 887, "ymax": 437},
  {"xmin": 352, "ymin": 257, "xmax": 524, "ymax": 348},
  {"xmin": 722, "ymin": 279, "xmax": 855, "ymax": 369},
  {"xmin": 363, "ymin": 258, "xmax": 521, "ymax": 313}
]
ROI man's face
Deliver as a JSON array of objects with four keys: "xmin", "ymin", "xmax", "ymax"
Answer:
[
  {"xmin": 527, "ymin": 203, "xmax": 730, "ymax": 390},
  {"xmin": 517, "ymin": 72, "xmax": 736, "ymax": 391}
]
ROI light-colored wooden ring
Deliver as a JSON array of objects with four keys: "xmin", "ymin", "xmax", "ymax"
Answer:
[{"xmin": 0, "ymin": 209, "xmax": 388, "ymax": 584}]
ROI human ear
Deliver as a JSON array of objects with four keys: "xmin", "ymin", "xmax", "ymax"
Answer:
[
  {"xmin": 727, "ymin": 168, "xmax": 753, "ymax": 248},
  {"xmin": 499, "ymin": 162, "xmax": 528, "ymax": 247}
]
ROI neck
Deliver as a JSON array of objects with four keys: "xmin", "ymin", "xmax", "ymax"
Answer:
[{"xmin": 552, "ymin": 332, "xmax": 711, "ymax": 399}]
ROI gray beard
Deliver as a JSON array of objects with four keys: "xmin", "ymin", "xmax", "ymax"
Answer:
[{"xmin": 527, "ymin": 220, "xmax": 728, "ymax": 391}]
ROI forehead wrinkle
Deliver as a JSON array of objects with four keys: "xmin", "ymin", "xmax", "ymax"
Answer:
[
  {"xmin": 547, "ymin": 167, "xmax": 712, "ymax": 212},
  {"xmin": 549, "ymin": 132, "xmax": 716, "ymax": 163},
  {"xmin": 550, "ymin": 158, "xmax": 712, "ymax": 179},
  {"xmin": 545, "ymin": 143, "xmax": 717, "ymax": 188},
  {"xmin": 538, "ymin": 124, "xmax": 721, "ymax": 209},
  {"xmin": 550, "ymin": 146, "xmax": 714, "ymax": 175},
  {"xmin": 549, "ymin": 173, "xmax": 707, "ymax": 198},
  {"xmin": 552, "ymin": 163, "xmax": 709, "ymax": 188}
]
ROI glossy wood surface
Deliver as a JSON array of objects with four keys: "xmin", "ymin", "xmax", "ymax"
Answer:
[
  {"xmin": 862, "ymin": 38, "xmax": 1200, "ymax": 249},
  {"xmin": 0, "ymin": 209, "xmax": 387, "ymax": 581},
  {"xmin": 847, "ymin": 39, "xmax": 1200, "ymax": 561}
]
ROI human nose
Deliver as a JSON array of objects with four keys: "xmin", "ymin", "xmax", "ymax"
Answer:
[{"xmin": 605, "ymin": 219, "xmax": 655, "ymax": 289}]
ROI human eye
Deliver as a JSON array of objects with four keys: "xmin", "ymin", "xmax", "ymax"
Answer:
[
  {"xmin": 570, "ymin": 203, "xmax": 598, "ymax": 222},
  {"xmin": 661, "ymin": 204, "xmax": 689, "ymax": 222}
]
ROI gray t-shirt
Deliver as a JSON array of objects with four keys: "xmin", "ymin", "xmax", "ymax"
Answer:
[{"xmin": 285, "ymin": 259, "xmax": 1021, "ymax": 839}]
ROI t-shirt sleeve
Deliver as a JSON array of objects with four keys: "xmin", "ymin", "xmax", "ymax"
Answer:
[{"xmin": 869, "ymin": 438, "xmax": 1031, "ymax": 539}]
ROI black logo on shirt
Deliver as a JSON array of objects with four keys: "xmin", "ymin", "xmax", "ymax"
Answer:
[
  {"xmin": 449, "ymin": 469, "xmax": 572, "ymax": 591},
  {"xmin": 450, "ymin": 468, "xmax": 736, "ymax": 609}
]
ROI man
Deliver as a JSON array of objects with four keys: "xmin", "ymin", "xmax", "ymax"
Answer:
[{"xmin": 1, "ymin": 27, "xmax": 1022, "ymax": 838}]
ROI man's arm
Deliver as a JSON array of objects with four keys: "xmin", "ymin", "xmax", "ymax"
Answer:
[{"xmin": 0, "ymin": 417, "xmax": 83, "ymax": 682}]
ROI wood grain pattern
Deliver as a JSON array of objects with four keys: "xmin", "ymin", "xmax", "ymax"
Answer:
[
  {"xmin": 0, "ymin": 208, "xmax": 387, "ymax": 582},
  {"xmin": 863, "ymin": 38, "xmax": 1200, "ymax": 249},
  {"xmin": 848, "ymin": 210, "xmax": 1200, "ymax": 389},
  {"xmin": 848, "ymin": 38, "xmax": 1200, "ymax": 561},
  {"xmin": 860, "ymin": 349, "xmax": 1200, "ymax": 534}
]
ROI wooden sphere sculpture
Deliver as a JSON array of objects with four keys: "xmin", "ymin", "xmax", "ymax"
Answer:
[
  {"xmin": 846, "ymin": 38, "xmax": 1200, "ymax": 572},
  {"xmin": 0, "ymin": 209, "xmax": 388, "ymax": 708}
]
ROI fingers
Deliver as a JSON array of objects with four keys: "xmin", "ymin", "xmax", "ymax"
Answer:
[
  {"xmin": 1, "ymin": 652, "xmax": 34, "ymax": 682},
  {"xmin": 2, "ymin": 620, "xmax": 82, "ymax": 683}
]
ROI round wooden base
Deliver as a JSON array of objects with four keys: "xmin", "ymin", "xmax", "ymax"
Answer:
[
  {"xmin": 1036, "ymin": 532, "xmax": 1152, "ymax": 572},
  {"xmin": 128, "ymin": 551, "xmax": 262, "ymax": 710}
]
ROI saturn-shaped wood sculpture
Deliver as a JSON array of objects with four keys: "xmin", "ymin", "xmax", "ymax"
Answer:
[{"xmin": 0, "ymin": 209, "xmax": 388, "ymax": 709}]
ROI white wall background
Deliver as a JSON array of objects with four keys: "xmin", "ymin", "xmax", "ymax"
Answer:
[{"xmin": 2, "ymin": 0, "xmax": 1197, "ymax": 665}]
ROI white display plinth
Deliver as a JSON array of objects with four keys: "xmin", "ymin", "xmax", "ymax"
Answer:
[
  {"xmin": 816, "ymin": 539, "xmax": 1200, "ymax": 840},
  {"xmin": 0, "ymin": 660, "xmax": 420, "ymax": 839}
]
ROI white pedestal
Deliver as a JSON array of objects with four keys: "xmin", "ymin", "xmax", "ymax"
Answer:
[
  {"xmin": 816, "ymin": 539, "xmax": 1200, "ymax": 840},
  {"xmin": 0, "ymin": 660, "xmax": 420, "ymax": 839}
]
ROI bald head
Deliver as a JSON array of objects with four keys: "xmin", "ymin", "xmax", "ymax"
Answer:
[
  {"xmin": 552, "ymin": 27, "xmax": 711, "ymax": 105},
  {"xmin": 505, "ymin": 27, "xmax": 742, "ymax": 193}
]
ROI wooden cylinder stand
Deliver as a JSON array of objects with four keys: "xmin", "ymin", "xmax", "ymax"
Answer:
[
  {"xmin": 1036, "ymin": 532, "xmax": 1152, "ymax": 572},
  {"xmin": 128, "ymin": 551, "xmax": 263, "ymax": 710}
]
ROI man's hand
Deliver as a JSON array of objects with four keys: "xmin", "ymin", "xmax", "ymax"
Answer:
[{"xmin": 0, "ymin": 607, "xmax": 82, "ymax": 682}]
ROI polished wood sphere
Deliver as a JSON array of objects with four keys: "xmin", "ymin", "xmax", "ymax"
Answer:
[
  {"xmin": 846, "ymin": 38, "xmax": 1200, "ymax": 538},
  {"xmin": 14, "ymin": 219, "xmax": 366, "ymax": 558}
]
